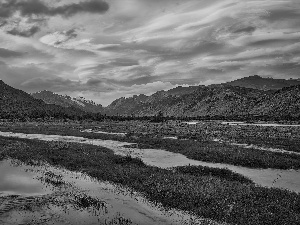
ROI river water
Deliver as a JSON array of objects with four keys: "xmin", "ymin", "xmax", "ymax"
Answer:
[
  {"xmin": 0, "ymin": 159, "xmax": 222, "ymax": 225},
  {"xmin": 213, "ymin": 138, "xmax": 300, "ymax": 156},
  {"xmin": 0, "ymin": 131, "xmax": 299, "ymax": 194},
  {"xmin": 0, "ymin": 160, "xmax": 52, "ymax": 197},
  {"xmin": 220, "ymin": 121, "xmax": 300, "ymax": 127}
]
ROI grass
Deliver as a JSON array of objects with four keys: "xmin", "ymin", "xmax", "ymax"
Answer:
[
  {"xmin": 1, "ymin": 121, "xmax": 300, "ymax": 170},
  {"xmin": 1, "ymin": 136, "xmax": 300, "ymax": 225},
  {"xmin": 125, "ymin": 137, "xmax": 300, "ymax": 169},
  {"xmin": 232, "ymin": 136, "xmax": 300, "ymax": 153}
]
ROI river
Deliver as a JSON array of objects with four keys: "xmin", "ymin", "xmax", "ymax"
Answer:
[{"xmin": 0, "ymin": 131, "xmax": 299, "ymax": 193}]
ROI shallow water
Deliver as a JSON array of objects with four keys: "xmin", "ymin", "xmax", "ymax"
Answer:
[
  {"xmin": 182, "ymin": 121, "xmax": 200, "ymax": 125},
  {"xmin": 0, "ymin": 131, "xmax": 299, "ymax": 193},
  {"xmin": 0, "ymin": 159, "xmax": 220, "ymax": 225},
  {"xmin": 221, "ymin": 121, "xmax": 300, "ymax": 127},
  {"xmin": 213, "ymin": 138, "xmax": 300, "ymax": 156},
  {"xmin": 110, "ymin": 147, "xmax": 300, "ymax": 193},
  {"xmin": 0, "ymin": 160, "xmax": 52, "ymax": 197},
  {"xmin": 81, "ymin": 129, "xmax": 127, "ymax": 136},
  {"xmin": 163, "ymin": 136, "xmax": 178, "ymax": 140}
]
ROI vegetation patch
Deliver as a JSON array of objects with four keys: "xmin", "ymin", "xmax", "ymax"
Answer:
[
  {"xmin": 1, "ymin": 136, "xmax": 300, "ymax": 225},
  {"xmin": 126, "ymin": 138, "xmax": 300, "ymax": 170},
  {"xmin": 1, "ymin": 122, "xmax": 300, "ymax": 170}
]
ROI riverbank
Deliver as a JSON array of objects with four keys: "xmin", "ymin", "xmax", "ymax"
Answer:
[
  {"xmin": 1, "ymin": 158, "xmax": 220, "ymax": 225},
  {"xmin": 1, "ymin": 131, "xmax": 300, "ymax": 192},
  {"xmin": 1, "ymin": 121, "xmax": 300, "ymax": 170},
  {"xmin": 1, "ymin": 134, "xmax": 300, "ymax": 225}
]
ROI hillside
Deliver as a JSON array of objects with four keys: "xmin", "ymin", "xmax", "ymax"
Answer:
[
  {"xmin": 32, "ymin": 91, "xmax": 103, "ymax": 113},
  {"xmin": 226, "ymin": 75, "xmax": 300, "ymax": 90},
  {"xmin": 0, "ymin": 80, "xmax": 86, "ymax": 120},
  {"xmin": 250, "ymin": 85, "xmax": 300, "ymax": 119},
  {"xmin": 105, "ymin": 83, "xmax": 300, "ymax": 120},
  {"xmin": 2, "ymin": 77, "xmax": 300, "ymax": 121},
  {"xmin": 105, "ymin": 85, "xmax": 199, "ymax": 115},
  {"xmin": 105, "ymin": 85, "xmax": 265, "ymax": 117}
]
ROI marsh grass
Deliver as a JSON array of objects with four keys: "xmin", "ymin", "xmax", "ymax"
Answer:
[
  {"xmin": 40, "ymin": 171, "xmax": 66, "ymax": 187},
  {"xmin": 73, "ymin": 194, "xmax": 107, "ymax": 212},
  {"xmin": 1, "ymin": 122, "xmax": 300, "ymax": 170},
  {"xmin": 125, "ymin": 138, "xmax": 300, "ymax": 169},
  {"xmin": 0, "ymin": 136, "xmax": 300, "ymax": 225}
]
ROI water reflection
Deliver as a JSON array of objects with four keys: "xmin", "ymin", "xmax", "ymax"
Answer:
[
  {"xmin": 0, "ymin": 160, "xmax": 52, "ymax": 197},
  {"xmin": 0, "ymin": 131, "xmax": 299, "ymax": 193},
  {"xmin": 0, "ymin": 159, "xmax": 221, "ymax": 225}
]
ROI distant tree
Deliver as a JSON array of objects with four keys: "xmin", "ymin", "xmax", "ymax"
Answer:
[{"xmin": 151, "ymin": 110, "xmax": 164, "ymax": 122}]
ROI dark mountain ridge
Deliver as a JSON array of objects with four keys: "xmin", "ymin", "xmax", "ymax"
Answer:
[
  {"xmin": 104, "ymin": 84, "xmax": 269, "ymax": 117},
  {"xmin": 226, "ymin": 75, "xmax": 300, "ymax": 90},
  {"xmin": 31, "ymin": 90, "xmax": 103, "ymax": 113},
  {"xmin": 0, "ymin": 80, "xmax": 87, "ymax": 120},
  {"xmin": 104, "ymin": 77, "xmax": 300, "ymax": 120},
  {"xmin": 2, "ymin": 75, "xmax": 300, "ymax": 121}
]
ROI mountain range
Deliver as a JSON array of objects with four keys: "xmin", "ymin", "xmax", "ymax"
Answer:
[
  {"xmin": 226, "ymin": 75, "xmax": 300, "ymax": 90},
  {"xmin": 31, "ymin": 90, "xmax": 103, "ymax": 113},
  {"xmin": 0, "ymin": 80, "xmax": 87, "ymax": 120},
  {"xmin": 1, "ymin": 75, "xmax": 300, "ymax": 120},
  {"xmin": 103, "ymin": 75, "xmax": 300, "ymax": 119}
]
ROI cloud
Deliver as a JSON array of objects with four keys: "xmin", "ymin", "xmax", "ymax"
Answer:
[
  {"xmin": 248, "ymin": 38, "xmax": 299, "ymax": 47},
  {"xmin": 21, "ymin": 75, "xmax": 116, "ymax": 94},
  {"xmin": 0, "ymin": 0, "xmax": 109, "ymax": 37},
  {"xmin": 0, "ymin": 48, "xmax": 24, "ymax": 58},
  {"xmin": 97, "ymin": 44, "xmax": 121, "ymax": 51},
  {"xmin": 80, "ymin": 81, "xmax": 176, "ymax": 106},
  {"xmin": 0, "ymin": 0, "xmax": 109, "ymax": 18},
  {"xmin": 39, "ymin": 29, "xmax": 117, "ymax": 55},
  {"xmin": 65, "ymin": 28, "xmax": 77, "ymax": 38},
  {"xmin": 2, "ymin": 0, "xmax": 300, "ymax": 106},
  {"xmin": 39, "ymin": 30, "xmax": 77, "ymax": 46},
  {"xmin": 7, "ymin": 26, "xmax": 40, "ymax": 37},
  {"xmin": 263, "ymin": 8, "xmax": 300, "ymax": 22},
  {"xmin": 47, "ymin": 28, "xmax": 78, "ymax": 45},
  {"xmin": 86, "ymin": 78, "xmax": 104, "ymax": 86},
  {"xmin": 110, "ymin": 58, "xmax": 139, "ymax": 67},
  {"xmin": 233, "ymin": 26, "xmax": 256, "ymax": 34},
  {"xmin": 21, "ymin": 76, "xmax": 79, "ymax": 91}
]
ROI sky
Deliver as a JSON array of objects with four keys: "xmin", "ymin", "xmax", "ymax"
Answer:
[{"xmin": 1, "ymin": 0, "xmax": 300, "ymax": 106}]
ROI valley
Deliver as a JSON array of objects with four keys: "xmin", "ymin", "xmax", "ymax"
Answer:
[
  {"xmin": 1, "ymin": 0, "xmax": 300, "ymax": 223},
  {"xmin": 0, "ymin": 120, "xmax": 300, "ymax": 225},
  {"xmin": 1, "ymin": 76, "xmax": 300, "ymax": 224}
]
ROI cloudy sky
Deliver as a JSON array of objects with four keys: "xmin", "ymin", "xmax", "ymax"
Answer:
[{"xmin": 1, "ymin": 0, "xmax": 300, "ymax": 105}]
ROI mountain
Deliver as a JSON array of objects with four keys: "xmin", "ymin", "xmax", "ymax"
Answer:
[
  {"xmin": 226, "ymin": 75, "xmax": 300, "ymax": 90},
  {"xmin": 105, "ymin": 86, "xmax": 199, "ymax": 115},
  {"xmin": 105, "ymin": 85, "xmax": 265, "ymax": 117},
  {"xmin": 250, "ymin": 85, "xmax": 300, "ymax": 119},
  {"xmin": 2, "ymin": 76, "xmax": 300, "ymax": 121},
  {"xmin": 0, "ymin": 80, "xmax": 86, "ymax": 120},
  {"xmin": 31, "ymin": 90, "xmax": 103, "ymax": 113},
  {"xmin": 105, "ymin": 83, "xmax": 300, "ymax": 120},
  {"xmin": 163, "ymin": 85, "xmax": 199, "ymax": 96}
]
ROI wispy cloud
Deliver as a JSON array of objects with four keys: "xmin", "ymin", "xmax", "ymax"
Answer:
[
  {"xmin": 0, "ymin": 0, "xmax": 109, "ymax": 18},
  {"xmin": 1, "ymin": 0, "xmax": 300, "ymax": 105},
  {"xmin": 0, "ymin": 0, "xmax": 109, "ymax": 37},
  {"xmin": 7, "ymin": 25, "xmax": 40, "ymax": 37},
  {"xmin": 0, "ymin": 48, "xmax": 24, "ymax": 58}
]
